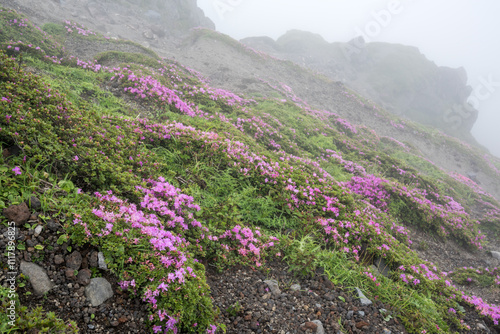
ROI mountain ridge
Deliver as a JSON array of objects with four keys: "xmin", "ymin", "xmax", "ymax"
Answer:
[{"xmin": 242, "ymin": 30, "xmax": 479, "ymax": 143}]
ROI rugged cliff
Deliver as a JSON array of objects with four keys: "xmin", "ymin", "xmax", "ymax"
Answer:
[
  {"xmin": 0, "ymin": 0, "xmax": 215, "ymax": 40},
  {"xmin": 242, "ymin": 30, "xmax": 478, "ymax": 140}
]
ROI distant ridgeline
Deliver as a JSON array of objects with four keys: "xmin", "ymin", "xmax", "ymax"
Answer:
[{"xmin": 242, "ymin": 30, "xmax": 479, "ymax": 143}]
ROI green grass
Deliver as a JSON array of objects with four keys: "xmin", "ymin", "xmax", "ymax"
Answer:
[{"xmin": 1, "ymin": 7, "xmax": 500, "ymax": 333}]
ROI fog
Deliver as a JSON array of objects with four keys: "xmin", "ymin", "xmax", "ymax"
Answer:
[{"xmin": 197, "ymin": 0, "xmax": 500, "ymax": 157}]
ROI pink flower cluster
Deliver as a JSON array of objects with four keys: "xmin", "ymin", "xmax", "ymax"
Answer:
[
  {"xmin": 211, "ymin": 225, "xmax": 278, "ymax": 267},
  {"xmin": 64, "ymin": 20, "xmax": 98, "ymax": 37},
  {"xmin": 342, "ymin": 175, "xmax": 391, "ymax": 211},
  {"xmin": 462, "ymin": 294, "xmax": 500, "ymax": 325}
]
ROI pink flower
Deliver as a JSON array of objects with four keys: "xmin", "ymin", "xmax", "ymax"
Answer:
[
  {"xmin": 73, "ymin": 155, "xmax": 79, "ymax": 161},
  {"xmin": 12, "ymin": 166, "xmax": 22, "ymax": 175}
]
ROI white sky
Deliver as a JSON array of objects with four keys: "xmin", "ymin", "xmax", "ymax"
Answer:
[{"xmin": 197, "ymin": 0, "xmax": 500, "ymax": 157}]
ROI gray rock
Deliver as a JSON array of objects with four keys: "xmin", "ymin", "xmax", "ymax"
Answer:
[
  {"xmin": 477, "ymin": 322, "xmax": 487, "ymax": 330},
  {"xmin": 143, "ymin": 29, "xmax": 155, "ymax": 40},
  {"xmin": 467, "ymin": 172, "xmax": 478, "ymax": 183},
  {"xmin": 373, "ymin": 256, "xmax": 390, "ymax": 277},
  {"xmin": 85, "ymin": 278, "xmax": 113, "ymax": 306},
  {"xmin": 66, "ymin": 251, "xmax": 82, "ymax": 270},
  {"xmin": 311, "ymin": 320, "xmax": 325, "ymax": 334},
  {"xmin": 98, "ymin": 252, "xmax": 108, "ymax": 270},
  {"xmin": 324, "ymin": 292, "xmax": 335, "ymax": 301},
  {"xmin": 27, "ymin": 196, "xmax": 42, "ymax": 211},
  {"xmin": 20, "ymin": 261, "xmax": 54, "ymax": 295},
  {"xmin": 358, "ymin": 311, "xmax": 365, "ymax": 317},
  {"xmin": 89, "ymin": 251, "xmax": 98, "ymax": 268},
  {"xmin": 46, "ymin": 219, "xmax": 59, "ymax": 232},
  {"xmin": 382, "ymin": 329, "xmax": 392, "ymax": 334},
  {"xmin": 249, "ymin": 321, "xmax": 259, "ymax": 330},
  {"xmin": 346, "ymin": 310, "xmax": 354, "ymax": 320},
  {"xmin": 264, "ymin": 279, "xmax": 281, "ymax": 296},
  {"xmin": 34, "ymin": 225, "xmax": 43, "ymax": 237},
  {"xmin": 491, "ymin": 251, "xmax": 500, "ymax": 261},
  {"xmin": 290, "ymin": 284, "xmax": 301, "ymax": 291},
  {"xmin": 355, "ymin": 287, "xmax": 372, "ymax": 306}
]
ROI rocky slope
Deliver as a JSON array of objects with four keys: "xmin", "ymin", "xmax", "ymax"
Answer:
[{"xmin": 242, "ymin": 30, "xmax": 479, "ymax": 143}]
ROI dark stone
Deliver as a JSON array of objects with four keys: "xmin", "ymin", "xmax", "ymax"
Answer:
[
  {"xmin": 46, "ymin": 219, "xmax": 59, "ymax": 232},
  {"xmin": 3, "ymin": 145, "xmax": 21, "ymax": 157},
  {"xmin": 27, "ymin": 196, "xmax": 42, "ymax": 211},
  {"xmin": 355, "ymin": 321, "xmax": 370, "ymax": 329},
  {"xmin": 324, "ymin": 293, "xmax": 335, "ymax": 301},
  {"xmin": 89, "ymin": 251, "xmax": 99, "ymax": 268},
  {"xmin": 249, "ymin": 321, "xmax": 259, "ymax": 330},
  {"xmin": 304, "ymin": 322, "xmax": 318, "ymax": 330},
  {"xmin": 77, "ymin": 269, "xmax": 92, "ymax": 286},
  {"xmin": 66, "ymin": 251, "xmax": 83, "ymax": 270},
  {"xmin": 3, "ymin": 203, "xmax": 31, "ymax": 226},
  {"xmin": 54, "ymin": 254, "xmax": 65, "ymax": 265},
  {"xmin": 65, "ymin": 268, "xmax": 76, "ymax": 279}
]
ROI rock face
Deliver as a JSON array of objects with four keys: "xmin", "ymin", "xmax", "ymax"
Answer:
[
  {"xmin": 86, "ymin": 0, "xmax": 215, "ymax": 35},
  {"xmin": 242, "ymin": 30, "xmax": 478, "ymax": 139},
  {"xmin": 0, "ymin": 0, "xmax": 214, "ymax": 49}
]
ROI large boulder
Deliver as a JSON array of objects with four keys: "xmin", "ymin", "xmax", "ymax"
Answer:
[{"xmin": 20, "ymin": 261, "xmax": 54, "ymax": 295}]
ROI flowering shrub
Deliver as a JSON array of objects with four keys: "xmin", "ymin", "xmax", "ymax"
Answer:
[
  {"xmin": 342, "ymin": 175, "xmax": 390, "ymax": 211},
  {"xmin": 448, "ymin": 266, "xmax": 500, "ymax": 288},
  {"xmin": 72, "ymin": 178, "xmax": 217, "ymax": 333},
  {"xmin": 204, "ymin": 225, "xmax": 279, "ymax": 270}
]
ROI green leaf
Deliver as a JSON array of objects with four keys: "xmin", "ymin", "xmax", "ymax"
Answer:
[
  {"xmin": 34, "ymin": 244, "xmax": 44, "ymax": 251},
  {"xmin": 17, "ymin": 244, "xmax": 26, "ymax": 251},
  {"xmin": 56, "ymin": 234, "xmax": 68, "ymax": 245}
]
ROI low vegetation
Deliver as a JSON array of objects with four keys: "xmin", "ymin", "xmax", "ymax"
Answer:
[{"xmin": 1, "ymin": 7, "xmax": 499, "ymax": 333}]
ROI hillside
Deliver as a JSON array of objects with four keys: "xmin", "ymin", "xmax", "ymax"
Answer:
[
  {"xmin": 242, "ymin": 30, "xmax": 479, "ymax": 144},
  {"xmin": 0, "ymin": 4, "xmax": 499, "ymax": 334}
]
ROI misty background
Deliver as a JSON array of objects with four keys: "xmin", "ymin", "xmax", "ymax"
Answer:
[{"xmin": 197, "ymin": 0, "xmax": 500, "ymax": 157}]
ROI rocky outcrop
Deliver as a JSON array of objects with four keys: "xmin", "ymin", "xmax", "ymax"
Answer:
[
  {"xmin": 242, "ymin": 30, "xmax": 478, "ymax": 139},
  {"xmin": 0, "ymin": 0, "xmax": 214, "ymax": 42}
]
